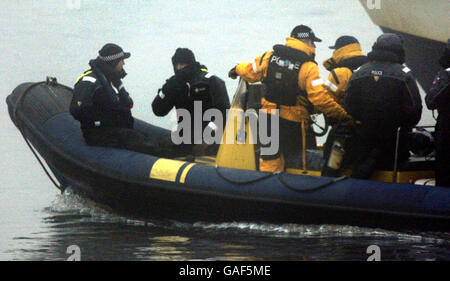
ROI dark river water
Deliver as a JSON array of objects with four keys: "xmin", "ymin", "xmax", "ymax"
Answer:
[{"xmin": 0, "ymin": 0, "xmax": 447, "ymax": 261}]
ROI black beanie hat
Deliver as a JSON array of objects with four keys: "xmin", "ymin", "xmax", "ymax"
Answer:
[
  {"xmin": 439, "ymin": 39, "xmax": 450, "ymax": 68},
  {"xmin": 171, "ymin": 48, "xmax": 196, "ymax": 67},
  {"xmin": 372, "ymin": 33, "xmax": 405, "ymax": 59}
]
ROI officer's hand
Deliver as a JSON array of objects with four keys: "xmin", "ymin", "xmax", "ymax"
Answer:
[
  {"xmin": 340, "ymin": 115, "xmax": 356, "ymax": 127},
  {"xmin": 162, "ymin": 76, "xmax": 183, "ymax": 95},
  {"xmin": 118, "ymin": 89, "xmax": 133, "ymax": 108},
  {"xmin": 111, "ymin": 78, "xmax": 123, "ymax": 90},
  {"xmin": 228, "ymin": 66, "xmax": 238, "ymax": 79}
]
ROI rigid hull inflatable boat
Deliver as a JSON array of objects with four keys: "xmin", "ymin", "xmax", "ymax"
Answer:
[{"xmin": 6, "ymin": 78, "xmax": 450, "ymax": 232}]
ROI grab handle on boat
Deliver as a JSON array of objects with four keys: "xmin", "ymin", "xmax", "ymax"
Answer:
[
  {"xmin": 46, "ymin": 76, "xmax": 58, "ymax": 86},
  {"xmin": 392, "ymin": 127, "xmax": 401, "ymax": 183}
]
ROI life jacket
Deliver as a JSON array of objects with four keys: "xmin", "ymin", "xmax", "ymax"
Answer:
[
  {"xmin": 70, "ymin": 68, "xmax": 133, "ymax": 130},
  {"xmin": 263, "ymin": 45, "xmax": 314, "ymax": 107},
  {"xmin": 187, "ymin": 68, "xmax": 212, "ymax": 105},
  {"xmin": 187, "ymin": 70, "xmax": 230, "ymax": 143},
  {"xmin": 70, "ymin": 70, "xmax": 97, "ymax": 122}
]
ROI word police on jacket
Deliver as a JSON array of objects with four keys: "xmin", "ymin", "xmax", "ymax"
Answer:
[{"xmin": 270, "ymin": 55, "xmax": 301, "ymax": 70}]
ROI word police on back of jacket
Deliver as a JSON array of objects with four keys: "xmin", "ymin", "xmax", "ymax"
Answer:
[{"xmin": 270, "ymin": 55, "xmax": 301, "ymax": 71}]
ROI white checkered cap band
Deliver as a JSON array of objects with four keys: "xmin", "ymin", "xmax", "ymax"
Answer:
[
  {"xmin": 99, "ymin": 52, "xmax": 125, "ymax": 62},
  {"xmin": 296, "ymin": 32, "xmax": 311, "ymax": 39}
]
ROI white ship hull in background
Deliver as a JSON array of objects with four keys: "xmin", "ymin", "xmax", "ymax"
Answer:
[{"xmin": 360, "ymin": 0, "xmax": 449, "ymax": 93}]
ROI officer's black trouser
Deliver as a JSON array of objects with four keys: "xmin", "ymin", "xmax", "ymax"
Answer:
[
  {"xmin": 345, "ymin": 128, "xmax": 410, "ymax": 179},
  {"xmin": 83, "ymin": 127, "xmax": 162, "ymax": 156},
  {"xmin": 158, "ymin": 136, "xmax": 219, "ymax": 159},
  {"xmin": 435, "ymin": 114, "xmax": 450, "ymax": 187}
]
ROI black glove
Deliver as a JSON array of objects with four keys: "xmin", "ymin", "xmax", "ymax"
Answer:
[
  {"xmin": 162, "ymin": 75, "xmax": 184, "ymax": 96},
  {"xmin": 118, "ymin": 89, "xmax": 133, "ymax": 108},
  {"xmin": 340, "ymin": 115, "xmax": 356, "ymax": 127},
  {"xmin": 111, "ymin": 79, "xmax": 133, "ymax": 108},
  {"xmin": 228, "ymin": 66, "xmax": 238, "ymax": 79},
  {"xmin": 111, "ymin": 77, "xmax": 123, "ymax": 90}
]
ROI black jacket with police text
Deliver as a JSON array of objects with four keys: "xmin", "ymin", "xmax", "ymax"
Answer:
[
  {"xmin": 344, "ymin": 49, "xmax": 422, "ymax": 159},
  {"xmin": 70, "ymin": 62, "xmax": 134, "ymax": 134}
]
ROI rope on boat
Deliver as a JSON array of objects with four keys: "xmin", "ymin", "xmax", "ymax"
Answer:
[
  {"xmin": 13, "ymin": 78, "xmax": 72, "ymax": 193},
  {"xmin": 215, "ymin": 164, "xmax": 347, "ymax": 191}
]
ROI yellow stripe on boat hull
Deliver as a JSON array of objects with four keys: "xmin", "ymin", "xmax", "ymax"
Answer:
[{"xmin": 150, "ymin": 159, "xmax": 196, "ymax": 183}]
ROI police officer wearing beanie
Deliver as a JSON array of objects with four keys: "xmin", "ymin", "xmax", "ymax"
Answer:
[
  {"xmin": 70, "ymin": 43, "xmax": 160, "ymax": 155},
  {"xmin": 344, "ymin": 34, "xmax": 423, "ymax": 179},
  {"xmin": 152, "ymin": 48, "xmax": 230, "ymax": 156},
  {"xmin": 426, "ymin": 39, "xmax": 450, "ymax": 187}
]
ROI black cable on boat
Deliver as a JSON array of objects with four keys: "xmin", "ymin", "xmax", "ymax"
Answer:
[
  {"xmin": 214, "ymin": 165, "xmax": 274, "ymax": 184},
  {"xmin": 278, "ymin": 173, "xmax": 347, "ymax": 193},
  {"xmin": 12, "ymin": 78, "xmax": 72, "ymax": 193}
]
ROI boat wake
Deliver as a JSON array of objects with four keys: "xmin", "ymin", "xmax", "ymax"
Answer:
[
  {"xmin": 43, "ymin": 187, "xmax": 149, "ymax": 227},
  {"xmin": 43, "ymin": 188, "xmax": 449, "ymax": 245}
]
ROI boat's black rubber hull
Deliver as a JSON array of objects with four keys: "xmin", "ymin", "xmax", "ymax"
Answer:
[
  {"xmin": 70, "ymin": 181, "xmax": 449, "ymax": 232},
  {"xmin": 6, "ymin": 81, "xmax": 450, "ymax": 232},
  {"xmin": 13, "ymin": 122, "xmax": 450, "ymax": 232}
]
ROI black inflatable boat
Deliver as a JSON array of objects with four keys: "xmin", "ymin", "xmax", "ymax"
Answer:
[{"xmin": 6, "ymin": 78, "xmax": 450, "ymax": 232}]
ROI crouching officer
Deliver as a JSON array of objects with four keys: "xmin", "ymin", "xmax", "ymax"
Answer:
[
  {"xmin": 426, "ymin": 39, "xmax": 450, "ymax": 187},
  {"xmin": 229, "ymin": 25, "xmax": 352, "ymax": 172},
  {"xmin": 152, "ymin": 48, "xmax": 230, "ymax": 157},
  {"xmin": 321, "ymin": 35, "xmax": 368, "ymax": 176},
  {"xmin": 70, "ymin": 43, "xmax": 160, "ymax": 155},
  {"xmin": 344, "ymin": 34, "xmax": 423, "ymax": 179}
]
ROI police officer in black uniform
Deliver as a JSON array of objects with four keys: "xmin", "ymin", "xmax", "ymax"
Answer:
[
  {"xmin": 70, "ymin": 43, "xmax": 160, "ymax": 155},
  {"xmin": 344, "ymin": 34, "xmax": 423, "ymax": 179},
  {"xmin": 426, "ymin": 39, "xmax": 450, "ymax": 187},
  {"xmin": 152, "ymin": 48, "xmax": 230, "ymax": 156}
]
